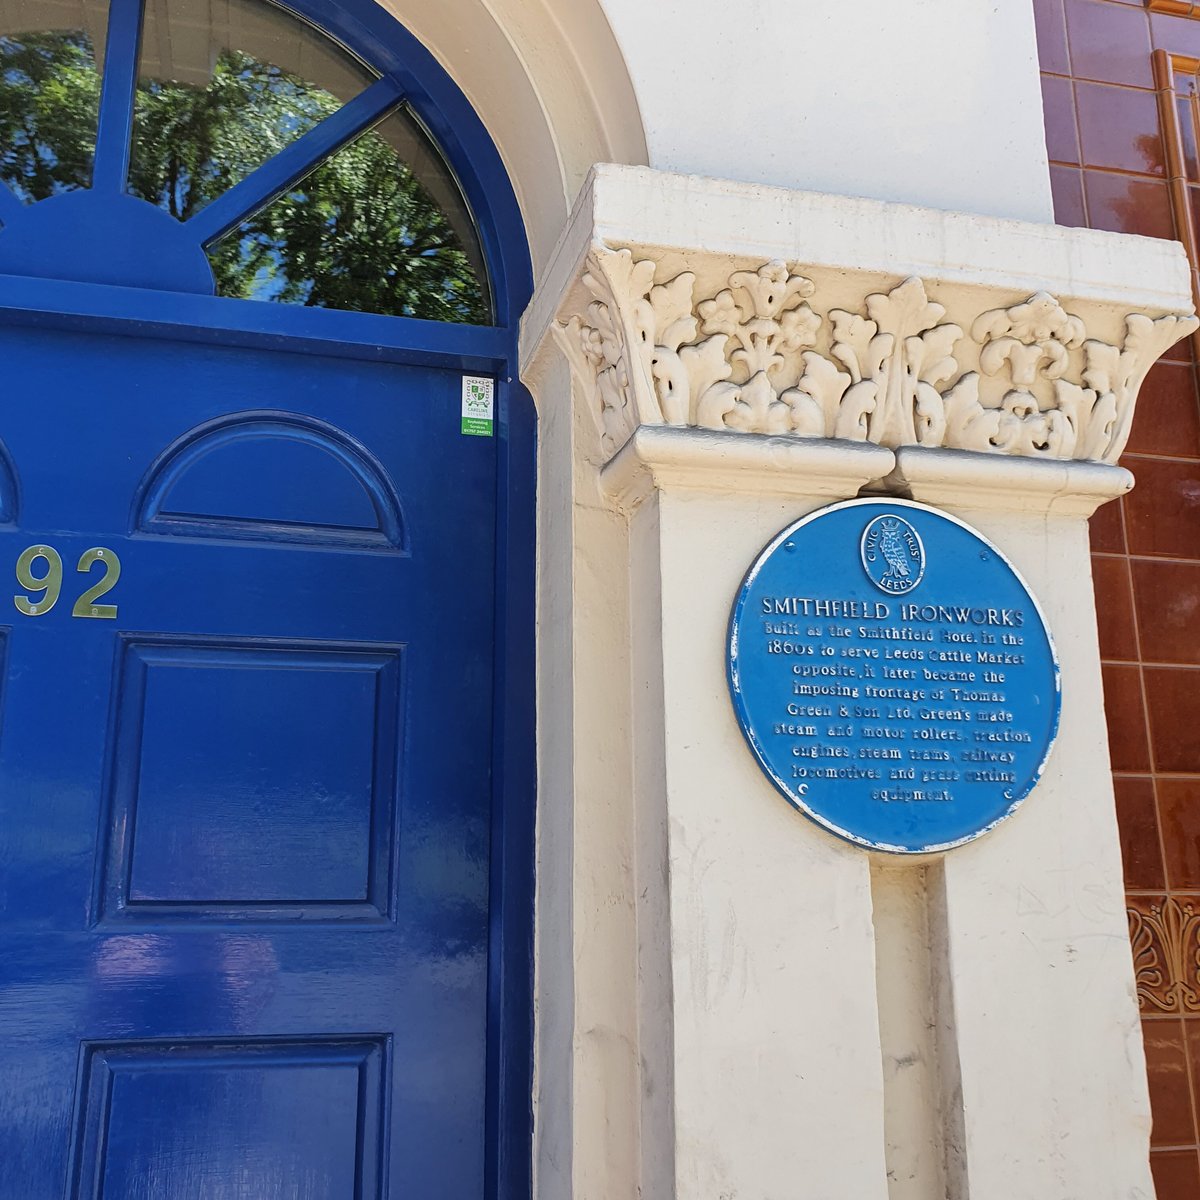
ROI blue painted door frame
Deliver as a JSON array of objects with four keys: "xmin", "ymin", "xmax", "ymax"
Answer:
[{"xmin": 0, "ymin": 1, "xmax": 536, "ymax": 1195}]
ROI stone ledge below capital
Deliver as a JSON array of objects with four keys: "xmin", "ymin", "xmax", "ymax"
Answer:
[
  {"xmin": 601, "ymin": 426, "xmax": 895, "ymax": 510},
  {"xmin": 883, "ymin": 446, "xmax": 1134, "ymax": 517}
]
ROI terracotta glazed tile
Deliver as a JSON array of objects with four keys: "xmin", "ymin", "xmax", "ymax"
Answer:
[
  {"xmin": 1075, "ymin": 82, "xmax": 1165, "ymax": 175},
  {"xmin": 1160, "ymin": 778, "xmax": 1200, "ymax": 888},
  {"xmin": 1050, "ymin": 165, "xmax": 1088, "ymax": 225},
  {"xmin": 1065, "ymin": 0, "xmax": 1155, "ymax": 88},
  {"xmin": 1144, "ymin": 665, "xmax": 1200, "ymax": 772},
  {"xmin": 1162, "ymin": 331, "xmax": 1197, "ymax": 366},
  {"xmin": 1145, "ymin": 1018, "xmax": 1196, "ymax": 1146},
  {"xmin": 1115, "ymin": 775, "xmax": 1166, "ymax": 889},
  {"xmin": 1153, "ymin": 9, "xmax": 1200, "ymax": 57},
  {"xmin": 1184, "ymin": 1020, "xmax": 1200, "ymax": 1140},
  {"xmin": 1189, "ymin": 186, "xmax": 1200, "ymax": 255},
  {"xmin": 1090, "ymin": 495, "xmax": 1127, "ymax": 553},
  {"xmin": 1128, "ymin": 895, "xmax": 1200, "ymax": 1014},
  {"xmin": 1132, "ymin": 559, "xmax": 1200, "ymax": 664},
  {"xmin": 1084, "ymin": 171, "xmax": 1176, "ymax": 238},
  {"xmin": 1125, "ymin": 361, "xmax": 1200, "ymax": 457},
  {"xmin": 1034, "ymin": 0, "xmax": 1070, "ymax": 74},
  {"xmin": 1150, "ymin": 1148, "xmax": 1200, "ymax": 1198},
  {"xmin": 1178, "ymin": 98, "xmax": 1200, "ymax": 186},
  {"xmin": 1102, "ymin": 662, "xmax": 1152, "ymax": 772},
  {"xmin": 1042, "ymin": 75, "xmax": 1081, "ymax": 163},
  {"xmin": 1124, "ymin": 456, "xmax": 1200, "ymax": 557},
  {"xmin": 1094, "ymin": 554, "xmax": 1139, "ymax": 660}
]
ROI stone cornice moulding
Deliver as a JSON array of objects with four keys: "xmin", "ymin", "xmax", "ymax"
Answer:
[{"xmin": 522, "ymin": 165, "xmax": 1198, "ymax": 471}]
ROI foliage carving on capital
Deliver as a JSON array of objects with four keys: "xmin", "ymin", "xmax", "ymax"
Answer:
[
  {"xmin": 693, "ymin": 261, "xmax": 820, "ymax": 435},
  {"xmin": 554, "ymin": 248, "xmax": 1199, "ymax": 464}
]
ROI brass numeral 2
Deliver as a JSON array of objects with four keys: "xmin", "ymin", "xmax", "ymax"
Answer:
[{"xmin": 14, "ymin": 544, "xmax": 121, "ymax": 620}]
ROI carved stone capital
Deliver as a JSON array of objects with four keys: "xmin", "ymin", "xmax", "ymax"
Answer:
[{"xmin": 523, "ymin": 166, "xmax": 1198, "ymax": 469}]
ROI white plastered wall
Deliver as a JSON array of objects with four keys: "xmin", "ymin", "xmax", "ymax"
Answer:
[{"xmin": 600, "ymin": 0, "xmax": 1054, "ymax": 224}]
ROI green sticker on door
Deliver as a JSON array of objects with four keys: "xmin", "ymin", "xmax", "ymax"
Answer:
[{"xmin": 461, "ymin": 376, "xmax": 494, "ymax": 436}]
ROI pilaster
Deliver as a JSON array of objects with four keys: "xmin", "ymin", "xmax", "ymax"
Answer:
[{"xmin": 522, "ymin": 163, "xmax": 1198, "ymax": 1199}]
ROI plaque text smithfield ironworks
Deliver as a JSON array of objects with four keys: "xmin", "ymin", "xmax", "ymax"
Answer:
[{"xmin": 728, "ymin": 499, "xmax": 1061, "ymax": 852}]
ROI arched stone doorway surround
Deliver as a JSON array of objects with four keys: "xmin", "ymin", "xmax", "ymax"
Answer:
[{"xmin": 372, "ymin": 0, "xmax": 647, "ymax": 273}]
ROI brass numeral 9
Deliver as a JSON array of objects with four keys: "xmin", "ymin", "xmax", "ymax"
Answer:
[
  {"xmin": 14, "ymin": 545, "xmax": 62, "ymax": 616},
  {"xmin": 14, "ymin": 544, "xmax": 121, "ymax": 619}
]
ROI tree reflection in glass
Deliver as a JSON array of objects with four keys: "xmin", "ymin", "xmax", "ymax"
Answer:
[
  {"xmin": 131, "ymin": 55, "xmax": 490, "ymax": 324},
  {"xmin": 0, "ymin": 28, "xmax": 103, "ymax": 201},
  {"xmin": 0, "ymin": 2, "xmax": 490, "ymax": 324}
]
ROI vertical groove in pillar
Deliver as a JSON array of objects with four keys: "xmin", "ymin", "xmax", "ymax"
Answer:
[
  {"xmin": 871, "ymin": 859, "xmax": 953, "ymax": 1200},
  {"xmin": 926, "ymin": 859, "xmax": 968, "ymax": 1200},
  {"xmin": 628, "ymin": 492, "xmax": 677, "ymax": 1200}
]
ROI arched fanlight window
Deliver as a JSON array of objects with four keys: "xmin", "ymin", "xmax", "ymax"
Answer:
[{"xmin": 0, "ymin": 0, "xmax": 491, "ymax": 322}]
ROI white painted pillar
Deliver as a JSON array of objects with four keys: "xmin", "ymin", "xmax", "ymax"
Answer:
[
  {"xmin": 609, "ymin": 432, "xmax": 895, "ymax": 1199},
  {"xmin": 522, "ymin": 165, "xmax": 1196, "ymax": 1200}
]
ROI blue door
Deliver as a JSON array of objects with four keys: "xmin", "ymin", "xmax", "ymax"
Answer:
[{"xmin": 0, "ymin": 0, "xmax": 533, "ymax": 1196}]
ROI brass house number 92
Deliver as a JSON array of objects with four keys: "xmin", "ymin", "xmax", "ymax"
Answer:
[{"xmin": 13, "ymin": 545, "xmax": 121, "ymax": 619}]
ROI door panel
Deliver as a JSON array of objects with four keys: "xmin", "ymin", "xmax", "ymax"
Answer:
[
  {"xmin": 102, "ymin": 638, "xmax": 401, "ymax": 920},
  {"xmin": 73, "ymin": 1038, "xmax": 388, "ymax": 1199},
  {"xmin": 0, "ymin": 320, "xmax": 497, "ymax": 1197}
]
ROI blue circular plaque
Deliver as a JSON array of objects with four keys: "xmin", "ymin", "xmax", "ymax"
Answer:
[{"xmin": 727, "ymin": 499, "xmax": 1061, "ymax": 853}]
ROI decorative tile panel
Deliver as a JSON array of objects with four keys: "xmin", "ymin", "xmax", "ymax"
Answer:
[{"xmin": 1128, "ymin": 895, "xmax": 1200, "ymax": 1013}]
